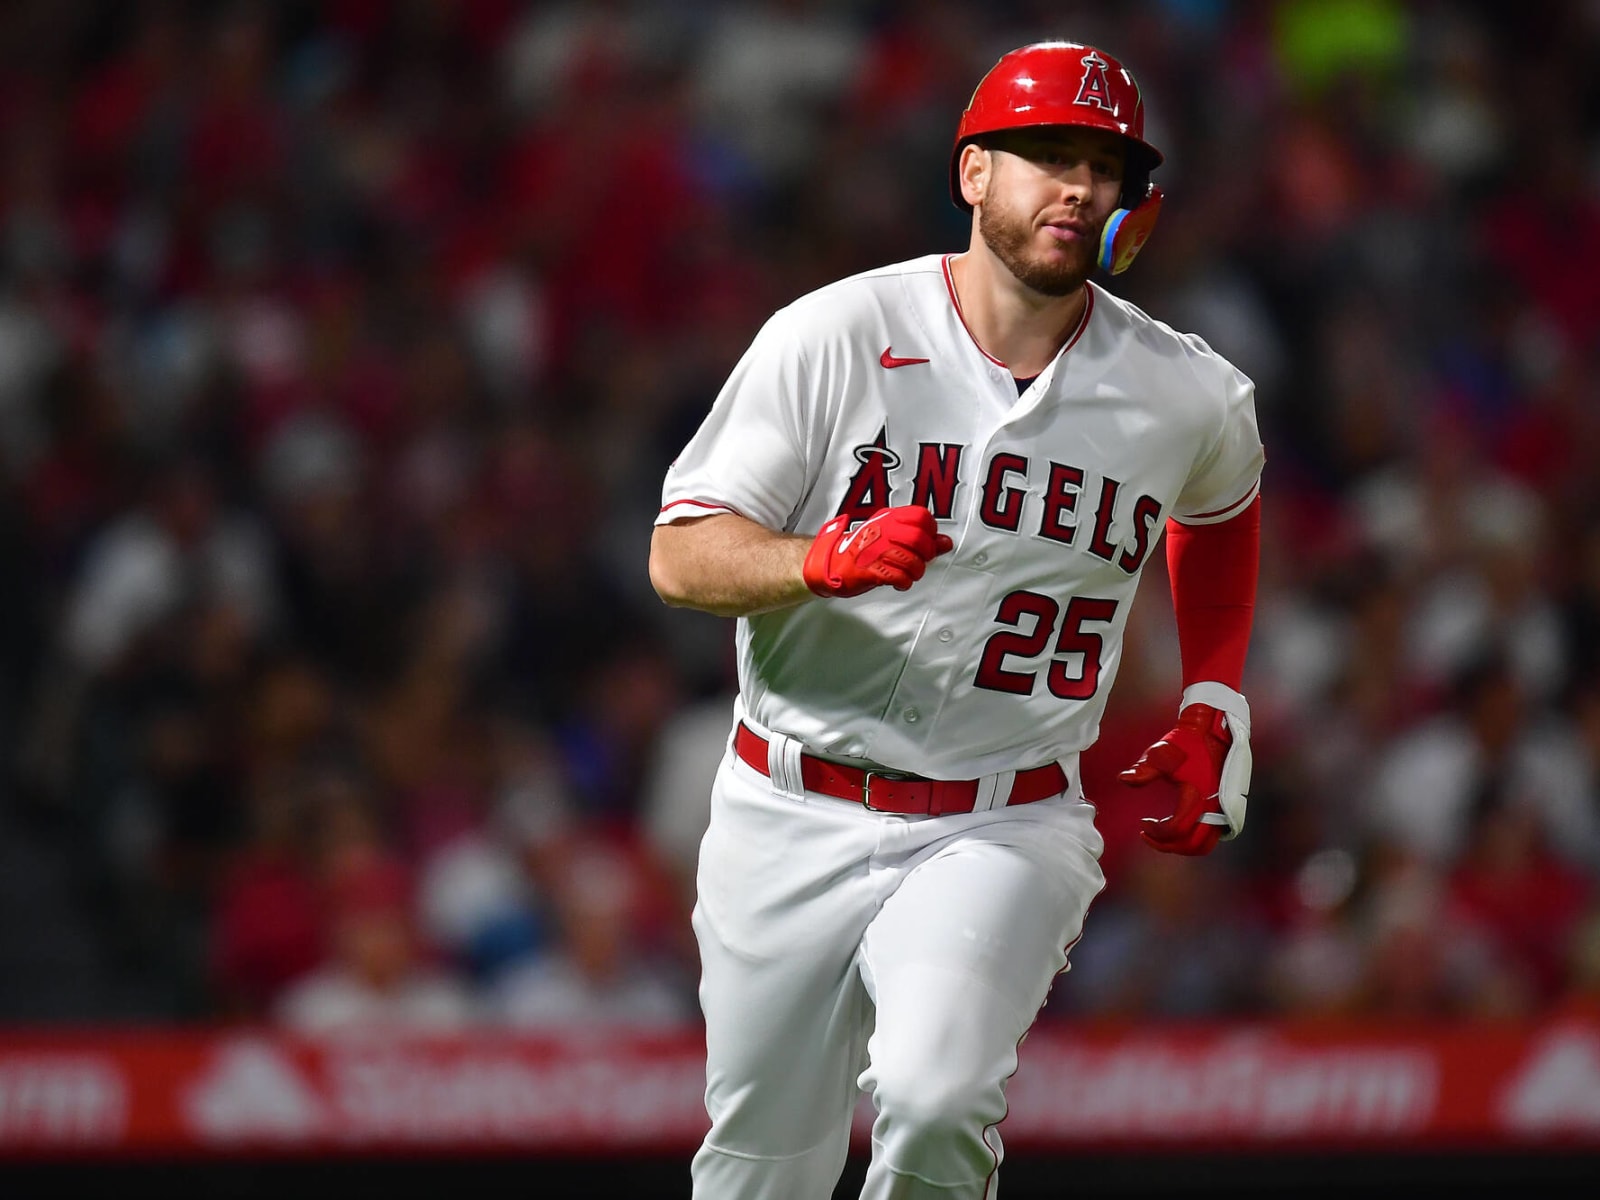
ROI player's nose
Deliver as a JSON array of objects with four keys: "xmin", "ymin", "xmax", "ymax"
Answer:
[{"xmin": 1055, "ymin": 161, "xmax": 1096, "ymax": 204}]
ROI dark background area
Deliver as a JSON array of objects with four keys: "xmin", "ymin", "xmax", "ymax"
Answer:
[{"xmin": 6, "ymin": 1148, "xmax": 1600, "ymax": 1198}]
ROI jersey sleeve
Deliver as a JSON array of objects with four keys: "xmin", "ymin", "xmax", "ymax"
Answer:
[
  {"xmin": 656, "ymin": 307, "xmax": 815, "ymax": 531},
  {"xmin": 1172, "ymin": 357, "xmax": 1264, "ymax": 526}
]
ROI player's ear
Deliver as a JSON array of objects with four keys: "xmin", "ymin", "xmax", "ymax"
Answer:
[{"xmin": 958, "ymin": 142, "xmax": 989, "ymax": 209}]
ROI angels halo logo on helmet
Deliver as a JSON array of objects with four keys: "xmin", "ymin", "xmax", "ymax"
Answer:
[{"xmin": 951, "ymin": 41, "xmax": 1165, "ymax": 275}]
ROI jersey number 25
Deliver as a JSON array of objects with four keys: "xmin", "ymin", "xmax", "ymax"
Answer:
[{"xmin": 974, "ymin": 592, "xmax": 1119, "ymax": 700}]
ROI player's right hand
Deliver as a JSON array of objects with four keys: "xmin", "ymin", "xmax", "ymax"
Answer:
[{"xmin": 802, "ymin": 506, "xmax": 955, "ymax": 599}]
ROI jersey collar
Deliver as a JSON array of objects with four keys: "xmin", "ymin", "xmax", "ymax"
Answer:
[{"xmin": 940, "ymin": 254, "xmax": 1095, "ymax": 377}]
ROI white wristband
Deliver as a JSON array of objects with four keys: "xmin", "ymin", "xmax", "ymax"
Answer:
[
  {"xmin": 1180, "ymin": 681, "xmax": 1252, "ymax": 840},
  {"xmin": 1179, "ymin": 681, "xmax": 1250, "ymax": 735}
]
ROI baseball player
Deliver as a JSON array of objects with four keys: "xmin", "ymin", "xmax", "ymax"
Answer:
[{"xmin": 649, "ymin": 40, "xmax": 1262, "ymax": 1200}]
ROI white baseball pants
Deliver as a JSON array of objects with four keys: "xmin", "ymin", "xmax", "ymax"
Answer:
[{"xmin": 689, "ymin": 737, "xmax": 1105, "ymax": 1199}]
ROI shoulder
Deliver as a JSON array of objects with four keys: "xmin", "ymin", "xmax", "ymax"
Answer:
[{"xmin": 1091, "ymin": 284, "xmax": 1254, "ymax": 395}]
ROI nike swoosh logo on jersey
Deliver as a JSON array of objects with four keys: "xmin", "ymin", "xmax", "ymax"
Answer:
[{"xmin": 880, "ymin": 346, "xmax": 930, "ymax": 369}]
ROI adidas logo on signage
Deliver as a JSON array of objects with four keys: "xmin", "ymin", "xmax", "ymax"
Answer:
[
  {"xmin": 1500, "ymin": 1028, "xmax": 1600, "ymax": 1132},
  {"xmin": 182, "ymin": 1040, "xmax": 326, "ymax": 1141}
]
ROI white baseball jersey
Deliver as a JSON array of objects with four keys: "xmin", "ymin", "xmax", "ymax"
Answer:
[{"xmin": 657, "ymin": 253, "xmax": 1263, "ymax": 781}]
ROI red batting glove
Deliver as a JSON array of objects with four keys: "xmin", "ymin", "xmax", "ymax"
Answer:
[
  {"xmin": 1119, "ymin": 703, "xmax": 1235, "ymax": 856},
  {"xmin": 802, "ymin": 506, "xmax": 955, "ymax": 599}
]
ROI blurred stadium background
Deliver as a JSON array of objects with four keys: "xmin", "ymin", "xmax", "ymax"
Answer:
[{"xmin": 0, "ymin": 0, "xmax": 1598, "ymax": 1195}]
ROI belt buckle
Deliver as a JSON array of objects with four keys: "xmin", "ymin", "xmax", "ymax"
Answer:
[{"xmin": 861, "ymin": 769, "xmax": 914, "ymax": 812}]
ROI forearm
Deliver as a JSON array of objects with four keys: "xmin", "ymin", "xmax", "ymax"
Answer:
[
  {"xmin": 1166, "ymin": 496, "xmax": 1260, "ymax": 690},
  {"xmin": 650, "ymin": 512, "xmax": 814, "ymax": 617}
]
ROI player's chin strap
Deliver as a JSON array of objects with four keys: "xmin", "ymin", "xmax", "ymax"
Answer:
[
  {"xmin": 1097, "ymin": 183, "xmax": 1164, "ymax": 276},
  {"xmin": 1180, "ymin": 680, "xmax": 1251, "ymax": 840}
]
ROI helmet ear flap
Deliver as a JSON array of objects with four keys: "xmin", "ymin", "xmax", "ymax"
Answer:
[{"xmin": 1097, "ymin": 182, "xmax": 1163, "ymax": 275}]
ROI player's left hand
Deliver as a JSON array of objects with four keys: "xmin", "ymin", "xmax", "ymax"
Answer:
[{"xmin": 1118, "ymin": 687, "xmax": 1251, "ymax": 856}]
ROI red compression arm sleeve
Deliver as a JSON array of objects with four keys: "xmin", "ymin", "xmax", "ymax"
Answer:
[{"xmin": 1165, "ymin": 495, "xmax": 1260, "ymax": 690}]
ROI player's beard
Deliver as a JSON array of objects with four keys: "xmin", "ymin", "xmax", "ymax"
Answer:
[{"xmin": 979, "ymin": 200, "xmax": 1098, "ymax": 298}]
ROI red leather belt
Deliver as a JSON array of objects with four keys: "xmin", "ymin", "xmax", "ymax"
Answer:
[{"xmin": 733, "ymin": 722, "xmax": 1068, "ymax": 816}]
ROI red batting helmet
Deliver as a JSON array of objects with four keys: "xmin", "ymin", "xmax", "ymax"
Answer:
[
  {"xmin": 951, "ymin": 40, "xmax": 1163, "ymax": 203},
  {"xmin": 950, "ymin": 41, "xmax": 1165, "ymax": 273}
]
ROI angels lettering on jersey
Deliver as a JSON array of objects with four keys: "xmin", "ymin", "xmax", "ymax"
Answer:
[{"xmin": 836, "ymin": 424, "xmax": 1161, "ymax": 577}]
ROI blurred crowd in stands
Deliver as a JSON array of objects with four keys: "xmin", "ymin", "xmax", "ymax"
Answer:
[{"xmin": 0, "ymin": 0, "xmax": 1598, "ymax": 1032}]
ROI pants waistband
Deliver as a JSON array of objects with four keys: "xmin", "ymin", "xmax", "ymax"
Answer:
[{"xmin": 732, "ymin": 722, "xmax": 1068, "ymax": 816}]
